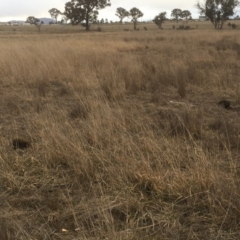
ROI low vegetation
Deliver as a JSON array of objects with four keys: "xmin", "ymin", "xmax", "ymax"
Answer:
[{"xmin": 0, "ymin": 24, "xmax": 240, "ymax": 239}]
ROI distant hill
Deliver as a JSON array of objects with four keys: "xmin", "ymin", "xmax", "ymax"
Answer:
[
  {"xmin": 39, "ymin": 18, "xmax": 55, "ymax": 25},
  {"xmin": 9, "ymin": 20, "xmax": 25, "ymax": 23},
  {"xmin": 9, "ymin": 18, "xmax": 54, "ymax": 25}
]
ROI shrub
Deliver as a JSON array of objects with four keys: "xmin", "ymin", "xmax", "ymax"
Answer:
[
  {"xmin": 228, "ymin": 22, "xmax": 238, "ymax": 29},
  {"xmin": 178, "ymin": 25, "xmax": 185, "ymax": 30},
  {"xmin": 178, "ymin": 25, "xmax": 191, "ymax": 30}
]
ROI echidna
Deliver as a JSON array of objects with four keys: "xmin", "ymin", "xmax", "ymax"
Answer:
[
  {"xmin": 218, "ymin": 100, "xmax": 230, "ymax": 109},
  {"xmin": 12, "ymin": 138, "xmax": 30, "ymax": 150}
]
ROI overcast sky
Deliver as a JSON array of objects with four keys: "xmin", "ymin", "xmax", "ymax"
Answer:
[{"xmin": 0, "ymin": 0, "xmax": 239, "ymax": 22}]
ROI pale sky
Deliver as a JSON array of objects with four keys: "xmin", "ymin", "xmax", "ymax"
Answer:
[{"xmin": 0, "ymin": 0, "xmax": 239, "ymax": 22}]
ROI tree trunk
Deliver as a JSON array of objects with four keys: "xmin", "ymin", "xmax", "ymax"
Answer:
[
  {"xmin": 35, "ymin": 24, "xmax": 41, "ymax": 32},
  {"xmin": 220, "ymin": 20, "xmax": 224, "ymax": 29},
  {"xmin": 134, "ymin": 21, "xmax": 137, "ymax": 30},
  {"xmin": 86, "ymin": 9, "xmax": 89, "ymax": 31}
]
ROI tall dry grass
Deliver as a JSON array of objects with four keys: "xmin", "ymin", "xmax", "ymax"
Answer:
[{"xmin": 0, "ymin": 28, "xmax": 240, "ymax": 239}]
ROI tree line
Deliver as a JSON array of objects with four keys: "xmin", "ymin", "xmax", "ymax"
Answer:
[{"xmin": 26, "ymin": 0, "xmax": 239, "ymax": 31}]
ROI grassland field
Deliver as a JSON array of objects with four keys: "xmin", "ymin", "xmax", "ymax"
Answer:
[{"xmin": 0, "ymin": 21, "xmax": 240, "ymax": 239}]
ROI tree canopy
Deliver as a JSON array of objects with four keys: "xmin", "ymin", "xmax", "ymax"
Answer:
[
  {"xmin": 171, "ymin": 8, "xmax": 182, "ymax": 22},
  {"xmin": 64, "ymin": 1, "xmax": 84, "ymax": 25},
  {"xmin": 48, "ymin": 8, "xmax": 62, "ymax": 24},
  {"xmin": 64, "ymin": 0, "xmax": 110, "ymax": 30},
  {"xmin": 196, "ymin": 0, "xmax": 239, "ymax": 29},
  {"xmin": 115, "ymin": 7, "xmax": 129, "ymax": 24},
  {"xmin": 181, "ymin": 10, "xmax": 192, "ymax": 22},
  {"xmin": 26, "ymin": 16, "xmax": 40, "ymax": 25}
]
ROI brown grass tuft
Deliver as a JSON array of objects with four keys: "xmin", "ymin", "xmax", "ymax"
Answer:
[{"xmin": 69, "ymin": 101, "xmax": 91, "ymax": 119}]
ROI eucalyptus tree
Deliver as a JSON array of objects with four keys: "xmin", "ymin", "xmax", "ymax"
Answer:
[
  {"xmin": 171, "ymin": 8, "xmax": 182, "ymax": 22},
  {"xmin": 64, "ymin": 0, "xmax": 111, "ymax": 30},
  {"xmin": 48, "ymin": 8, "xmax": 62, "ymax": 24},
  {"xmin": 129, "ymin": 7, "xmax": 144, "ymax": 30},
  {"xmin": 115, "ymin": 7, "xmax": 129, "ymax": 24},
  {"xmin": 196, "ymin": 0, "xmax": 239, "ymax": 29},
  {"xmin": 181, "ymin": 10, "xmax": 192, "ymax": 23},
  {"xmin": 153, "ymin": 12, "xmax": 167, "ymax": 28},
  {"xmin": 26, "ymin": 16, "xmax": 42, "ymax": 32}
]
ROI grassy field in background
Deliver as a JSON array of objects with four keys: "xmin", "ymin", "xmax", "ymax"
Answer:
[
  {"xmin": 0, "ymin": 22, "xmax": 240, "ymax": 239},
  {"xmin": 0, "ymin": 19, "xmax": 240, "ymax": 34}
]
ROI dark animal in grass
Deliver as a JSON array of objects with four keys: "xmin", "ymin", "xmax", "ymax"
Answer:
[
  {"xmin": 218, "ymin": 100, "xmax": 230, "ymax": 109},
  {"xmin": 12, "ymin": 138, "xmax": 30, "ymax": 149}
]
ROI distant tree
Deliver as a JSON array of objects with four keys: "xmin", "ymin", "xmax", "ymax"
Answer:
[
  {"xmin": 171, "ymin": 8, "xmax": 182, "ymax": 23},
  {"xmin": 153, "ymin": 12, "xmax": 167, "ymax": 28},
  {"xmin": 48, "ymin": 8, "xmax": 62, "ymax": 24},
  {"xmin": 129, "ymin": 7, "xmax": 143, "ymax": 30},
  {"xmin": 105, "ymin": 18, "xmax": 108, "ymax": 23},
  {"xmin": 26, "ymin": 16, "xmax": 42, "ymax": 32},
  {"xmin": 181, "ymin": 10, "xmax": 192, "ymax": 23},
  {"xmin": 196, "ymin": 0, "xmax": 239, "ymax": 29},
  {"xmin": 26, "ymin": 16, "xmax": 40, "ymax": 25},
  {"xmin": 231, "ymin": 23, "xmax": 237, "ymax": 29},
  {"xmin": 64, "ymin": 0, "xmax": 110, "ymax": 30},
  {"xmin": 115, "ymin": 7, "xmax": 129, "ymax": 24},
  {"xmin": 100, "ymin": 18, "xmax": 105, "ymax": 24}
]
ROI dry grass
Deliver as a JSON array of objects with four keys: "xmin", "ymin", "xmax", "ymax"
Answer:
[{"xmin": 0, "ymin": 23, "xmax": 240, "ymax": 239}]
